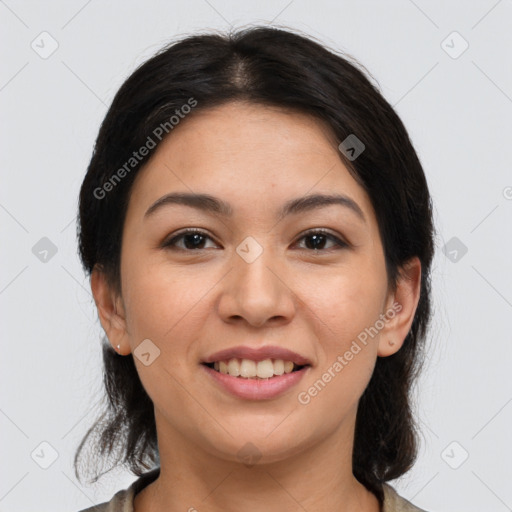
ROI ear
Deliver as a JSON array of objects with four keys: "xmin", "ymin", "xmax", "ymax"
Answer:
[
  {"xmin": 377, "ymin": 256, "xmax": 422, "ymax": 357},
  {"xmin": 90, "ymin": 265, "xmax": 131, "ymax": 355}
]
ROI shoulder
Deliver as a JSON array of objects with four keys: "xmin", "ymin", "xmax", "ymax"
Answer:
[
  {"xmin": 382, "ymin": 483, "xmax": 430, "ymax": 512},
  {"xmin": 75, "ymin": 487, "xmax": 132, "ymax": 512},
  {"xmin": 75, "ymin": 468, "xmax": 160, "ymax": 512}
]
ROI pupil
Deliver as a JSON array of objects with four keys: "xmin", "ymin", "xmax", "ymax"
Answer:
[
  {"xmin": 307, "ymin": 234, "xmax": 325, "ymax": 250},
  {"xmin": 185, "ymin": 233, "xmax": 204, "ymax": 249}
]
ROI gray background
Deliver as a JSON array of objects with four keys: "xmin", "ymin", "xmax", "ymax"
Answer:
[{"xmin": 1, "ymin": 1, "xmax": 511, "ymax": 510}]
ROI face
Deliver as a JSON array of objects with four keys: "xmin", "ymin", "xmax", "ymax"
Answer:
[{"xmin": 94, "ymin": 101, "xmax": 420, "ymax": 467}]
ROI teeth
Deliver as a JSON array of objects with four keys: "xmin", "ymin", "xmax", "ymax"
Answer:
[
  {"xmin": 210, "ymin": 358, "xmax": 301, "ymax": 378},
  {"xmin": 256, "ymin": 359, "xmax": 275, "ymax": 378},
  {"xmin": 273, "ymin": 359, "xmax": 284, "ymax": 376},
  {"xmin": 227, "ymin": 358, "xmax": 240, "ymax": 376},
  {"xmin": 284, "ymin": 361, "xmax": 294, "ymax": 373},
  {"xmin": 240, "ymin": 359, "xmax": 257, "ymax": 378}
]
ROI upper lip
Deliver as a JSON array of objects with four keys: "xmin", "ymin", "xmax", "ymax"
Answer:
[{"xmin": 202, "ymin": 345, "xmax": 312, "ymax": 366}]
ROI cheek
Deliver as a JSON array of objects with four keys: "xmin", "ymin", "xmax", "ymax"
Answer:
[
  {"xmin": 298, "ymin": 348, "xmax": 377, "ymax": 428},
  {"xmin": 299, "ymin": 263, "xmax": 386, "ymax": 348},
  {"xmin": 297, "ymin": 272, "xmax": 381, "ymax": 413},
  {"xmin": 121, "ymin": 258, "xmax": 216, "ymax": 346}
]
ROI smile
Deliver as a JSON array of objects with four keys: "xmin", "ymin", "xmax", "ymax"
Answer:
[
  {"xmin": 201, "ymin": 360, "xmax": 310, "ymax": 400},
  {"xmin": 204, "ymin": 358, "xmax": 306, "ymax": 379}
]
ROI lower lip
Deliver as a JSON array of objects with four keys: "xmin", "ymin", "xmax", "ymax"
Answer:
[{"xmin": 201, "ymin": 364, "xmax": 309, "ymax": 400}]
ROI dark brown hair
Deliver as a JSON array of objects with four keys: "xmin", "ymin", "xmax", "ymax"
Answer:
[{"xmin": 75, "ymin": 25, "xmax": 435, "ymax": 504}]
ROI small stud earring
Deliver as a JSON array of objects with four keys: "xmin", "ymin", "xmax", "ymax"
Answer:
[{"xmin": 116, "ymin": 344, "xmax": 121, "ymax": 352}]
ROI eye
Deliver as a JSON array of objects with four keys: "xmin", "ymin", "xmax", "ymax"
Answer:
[
  {"xmin": 162, "ymin": 229, "xmax": 218, "ymax": 251},
  {"xmin": 161, "ymin": 228, "xmax": 348, "ymax": 252},
  {"xmin": 294, "ymin": 229, "xmax": 348, "ymax": 252}
]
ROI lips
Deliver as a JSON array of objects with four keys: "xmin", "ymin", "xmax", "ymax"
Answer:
[
  {"xmin": 201, "ymin": 363, "xmax": 310, "ymax": 400},
  {"xmin": 201, "ymin": 345, "xmax": 313, "ymax": 367},
  {"xmin": 200, "ymin": 345, "xmax": 312, "ymax": 400}
]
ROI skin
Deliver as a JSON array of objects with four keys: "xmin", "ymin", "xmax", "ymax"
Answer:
[{"xmin": 91, "ymin": 101, "xmax": 421, "ymax": 512}]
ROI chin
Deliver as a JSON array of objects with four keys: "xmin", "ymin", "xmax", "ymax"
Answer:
[{"xmin": 199, "ymin": 426, "xmax": 317, "ymax": 467}]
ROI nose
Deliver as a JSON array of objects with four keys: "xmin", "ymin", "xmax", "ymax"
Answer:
[{"xmin": 217, "ymin": 243, "xmax": 296, "ymax": 328}]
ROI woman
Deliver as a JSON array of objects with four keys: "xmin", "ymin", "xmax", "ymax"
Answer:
[{"xmin": 75, "ymin": 25, "xmax": 435, "ymax": 512}]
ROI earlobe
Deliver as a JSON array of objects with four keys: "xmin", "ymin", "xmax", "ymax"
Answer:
[
  {"xmin": 90, "ymin": 266, "xmax": 130, "ymax": 355},
  {"xmin": 377, "ymin": 256, "xmax": 422, "ymax": 357}
]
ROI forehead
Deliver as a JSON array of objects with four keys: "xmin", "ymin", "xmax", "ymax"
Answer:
[
  {"xmin": 127, "ymin": 101, "xmax": 377, "ymax": 228},
  {"xmin": 162, "ymin": 101, "xmax": 340, "ymax": 163}
]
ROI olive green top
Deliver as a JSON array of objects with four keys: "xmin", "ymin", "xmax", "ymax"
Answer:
[{"xmin": 77, "ymin": 468, "xmax": 428, "ymax": 512}]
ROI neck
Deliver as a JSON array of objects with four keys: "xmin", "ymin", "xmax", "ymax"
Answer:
[{"xmin": 134, "ymin": 410, "xmax": 380, "ymax": 512}]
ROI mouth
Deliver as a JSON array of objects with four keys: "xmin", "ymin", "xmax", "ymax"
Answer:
[
  {"xmin": 202, "ymin": 359, "xmax": 309, "ymax": 379},
  {"xmin": 200, "ymin": 359, "xmax": 311, "ymax": 400}
]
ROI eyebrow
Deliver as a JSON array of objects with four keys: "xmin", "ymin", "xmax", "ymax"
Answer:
[{"xmin": 144, "ymin": 192, "xmax": 366, "ymax": 223}]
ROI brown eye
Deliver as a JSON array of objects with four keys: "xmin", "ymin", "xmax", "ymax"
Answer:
[
  {"xmin": 295, "ymin": 230, "xmax": 348, "ymax": 251},
  {"xmin": 162, "ymin": 230, "xmax": 217, "ymax": 251}
]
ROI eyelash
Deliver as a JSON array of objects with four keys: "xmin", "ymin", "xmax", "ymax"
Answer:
[{"xmin": 162, "ymin": 228, "xmax": 348, "ymax": 253}]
